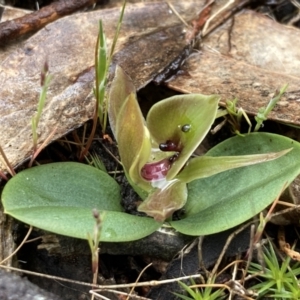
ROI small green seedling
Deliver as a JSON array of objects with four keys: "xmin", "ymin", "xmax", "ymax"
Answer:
[
  {"xmin": 80, "ymin": 2, "xmax": 126, "ymax": 159},
  {"xmin": 95, "ymin": 3, "xmax": 126, "ymax": 134},
  {"xmin": 249, "ymin": 242, "xmax": 300, "ymax": 299},
  {"xmin": 1, "ymin": 68, "xmax": 300, "ymax": 242},
  {"xmin": 254, "ymin": 84, "xmax": 288, "ymax": 132},
  {"xmin": 174, "ymin": 278, "xmax": 226, "ymax": 300},
  {"xmin": 31, "ymin": 62, "xmax": 52, "ymax": 152},
  {"xmin": 226, "ymin": 98, "xmax": 252, "ymax": 135}
]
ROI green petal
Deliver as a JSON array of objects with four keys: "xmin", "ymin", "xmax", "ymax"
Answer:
[
  {"xmin": 146, "ymin": 94, "xmax": 220, "ymax": 180},
  {"xmin": 138, "ymin": 181, "xmax": 187, "ymax": 222},
  {"xmin": 176, "ymin": 148, "xmax": 292, "ymax": 183},
  {"xmin": 116, "ymin": 93, "xmax": 151, "ymax": 191},
  {"xmin": 108, "ymin": 65, "xmax": 136, "ymax": 135}
]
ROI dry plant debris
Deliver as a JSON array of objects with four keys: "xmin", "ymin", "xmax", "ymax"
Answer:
[{"xmin": 167, "ymin": 10, "xmax": 300, "ymax": 126}]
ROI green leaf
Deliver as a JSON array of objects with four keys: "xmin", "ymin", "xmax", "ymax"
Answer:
[
  {"xmin": 176, "ymin": 148, "xmax": 292, "ymax": 183},
  {"xmin": 170, "ymin": 133, "xmax": 300, "ymax": 235},
  {"xmin": 146, "ymin": 94, "xmax": 220, "ymax": 180},
  {"xmin": 4, "ymin": 207, "xmax": 161, "ymax": 242},
  {"xmin": 1, "ymin": 162, "xmax": 161, "ymax": 241}
]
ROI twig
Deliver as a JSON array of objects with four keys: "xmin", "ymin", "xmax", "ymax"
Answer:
[
  {"xmin": 201, "ymin": 0, "xmax": 251, "ymax": 38},
  {"xmin": 166, "ymin": 1, "xmax": 189, "ymax": 27},
  {"xmin": 90, "ymin": 289, "xmax": 151, "ymax": 300},
  {"xmin": 126, "ymin": 263, "xmax": 152, "ymax": 300},
  {"xmin": 202, "ymin": 0, "xmax": 235, "ymax": 36},
  {"xmin": 0, "ymin": 226, "xmax": 32, "ymax": 265},
  {"xmin": 210, "ymin": 221, "xmax": 253, "ymax": 278},
  {"xmin": 0, "ymin": 144, "xmax": 16, "ymax": 176},
  {"xmin": 28, "ymin": 125, "xmax": 58, "ymax": 167},
  {"xmin": 0, "ymin": 0, "xmax": 96, "ymax": 44},
  {"xmin": 0, "ymin": 265, "xmax": 203, "ymax": 290}
]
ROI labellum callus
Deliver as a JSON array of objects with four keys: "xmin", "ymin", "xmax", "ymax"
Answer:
[
  {"xmin": 141, "ymin": 158, "xmax": 171, "ymax": 181},
  {"xmin": 141, "ymin": 152, "xmax": 181, "ymax": 181},
  {"xmin": 169, "ymin": 153, "xmax": 179, "ymax": 163},
  {"xmin": 159, "ymin": 140, "xmax": 181, "ymax": 152}
]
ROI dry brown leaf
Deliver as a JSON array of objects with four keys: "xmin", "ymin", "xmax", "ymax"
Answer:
[
  {"xmin": 269, "ymin": 174, "xmax": 300, "ymax": 226},
  {"xmin": 278, "ymin": 227, "xmax": 300, "ymax": 261},
  {"xmin": 167, "ymin": 10, "xmax": 300, "ymax": 126},
  {"xmin": 0, "ymin": 5, "xmax": 31, "ymax": 22},
  {"xmin": 0, "ymin": 1, "xmax": 201, "ymax": 172}
]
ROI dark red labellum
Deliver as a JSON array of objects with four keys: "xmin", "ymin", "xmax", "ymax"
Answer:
[{"xmin": 141, "ymin": 158, "xmax": 171, "ymax": 181}]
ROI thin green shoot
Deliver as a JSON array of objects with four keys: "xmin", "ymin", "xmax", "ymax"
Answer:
[
  {"xmin": 226, "ymin": 98, "xmax": 252, "ymax": 135},
  {"xmin": 108, "ymin": 0, "xmax": 126, "ymax": 61},
  {"xmin": 101, "ymin": 1, "xmax": 126, "ymax": 133},
  {"xmin": 97, "ymin": 0, "xmax": 126, "ymax": 133},
  {"xmin": 174, "ymin": 278, "xmax": 226, "ymax": 300},
  {"xmin": 272, "ymin": 274, "xmax": 300, "ymax": 299},
  {"xmin": 95, "ymin": 19, "xmax": 107, "ymax": 130},
  {"xmin": 31, "ymin": 62, "xmax": 52, "ymax": 152},
  {"xmin": 215, "ymin": 108, "xmax": 228, "ymax": 119},
  {"xmin": 85, "ymin": 152, "xmax": 107, "ymax": 172},
  {"xmin": 254, "ymin": 84, "xmax": 288, "ymax": 132},
  {"xmin": 28, "ymin": 126, "xmax": 57, "ymax": 168},
  {"xmin": 80, "ymin": 1, "xmax": 126, "ymax": 160}
]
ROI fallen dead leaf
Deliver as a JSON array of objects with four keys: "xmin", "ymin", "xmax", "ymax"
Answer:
[
  {"xmin": 278, "ymin": 226, "xmax": 300, "ymax": 261},
  {"xmin": 167, "ymin": 10, "xmax": 300, "ymax": 126},
  {"xmin": 0, "ymin": 5, "xmax": 31, "ymax": 22}
]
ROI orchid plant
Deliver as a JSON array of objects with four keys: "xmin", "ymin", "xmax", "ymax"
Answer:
[
  {"xmin": 2, "ymin": 66, "xmax": 300, "ymax": 242},
  {"xmin": 108, "ymin": 66, "xmax": 291, "ymax": 222}
]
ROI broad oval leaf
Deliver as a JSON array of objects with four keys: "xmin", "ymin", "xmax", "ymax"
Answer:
[
  {"xmin": 170, "ymin": 133, "xmax": 300, "ymax": 235},
  {"xmin": 2, "ymin": 162, "xmax": 122, "ymax": 212},
  {"xmin": 146, "ymin": 94, "xmax": 220, "ymax": 180},
  {"xmin": 1, "ymin": 162, "xmax": 161, "ymax": 241}
]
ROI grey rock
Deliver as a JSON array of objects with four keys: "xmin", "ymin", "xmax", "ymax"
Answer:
[{"xmin": 0, "ymin": 269, "xmax": 62, "ymax": 300}]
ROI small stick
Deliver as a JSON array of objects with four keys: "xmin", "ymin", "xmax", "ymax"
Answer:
[
  {"xmin": 126, "ymin": 263, "xmax": 152, "ymax": 300},
  {"xmin": 0, "ymin": 144, "xmax": 16, "ymax": 176},
  {"xmin": 0, "ymin": 0, "xmax": 96, "ymax": 44},
  {"xmin": 0, "ymin": 264, "xmax": 204, "ymax": 290},
  {"xmin": 210, "ymin": 221, "xmax": 253, "ymax": 278},
  {"xmin": 0, "ymin": 226, "xmax": 32, "ymax": 266},
  {"xmin": 28, "ymin": 125, "xmax": 58, "ymax": 167},
  {"xmin": 201, "ymin": 0, "xmax": 250, "ymax": 38}
]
